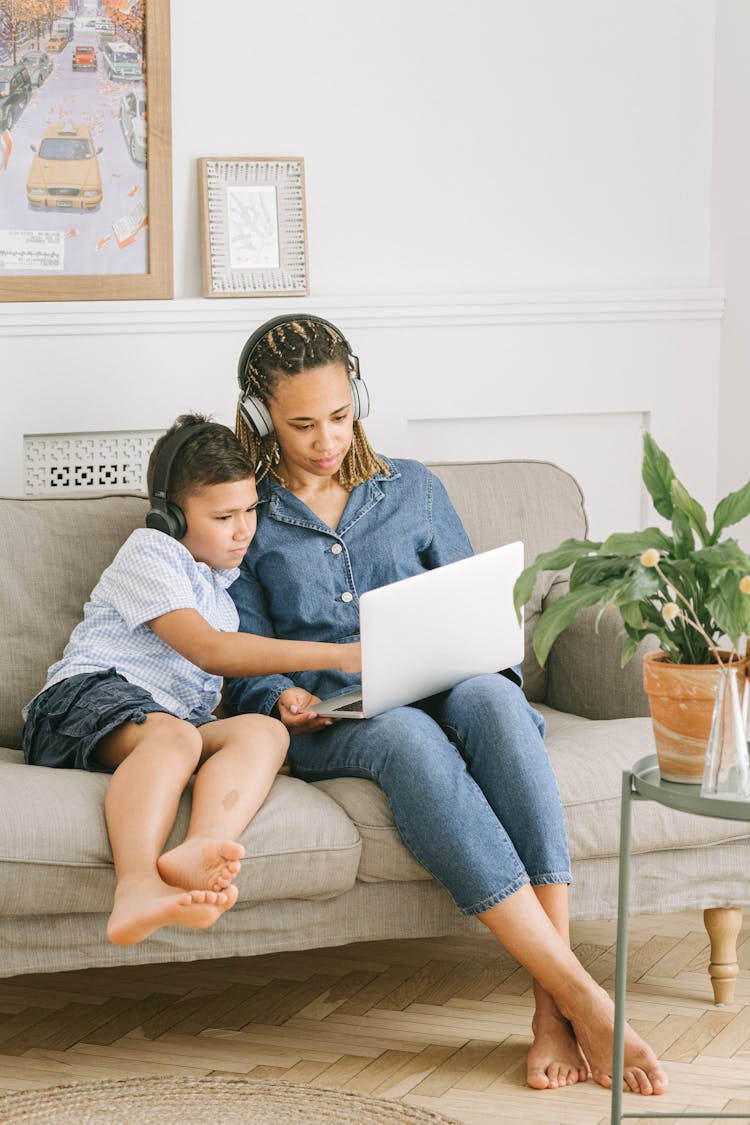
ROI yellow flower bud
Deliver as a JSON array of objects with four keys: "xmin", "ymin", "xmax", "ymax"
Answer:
[
  {"xmin": 662, "ymin": 602, "xmax": 680, "ymax": 622},
  {"xmin": 640, "ymin": 549, "xmax": 660, "ymax": 568},
  {"xmin": 740, "ymin": 575, "xmax": 750, "ymax": 595}
]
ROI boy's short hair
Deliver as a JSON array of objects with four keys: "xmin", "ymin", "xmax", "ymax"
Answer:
[{"xmin": 147, "ymin": 413, "xmax": 255, "ymax": 508}]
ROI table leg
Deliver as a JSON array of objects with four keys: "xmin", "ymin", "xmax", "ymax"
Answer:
[{"xmin": 611, "ymin": 769, "xmax": 634, "ymax": 1125}]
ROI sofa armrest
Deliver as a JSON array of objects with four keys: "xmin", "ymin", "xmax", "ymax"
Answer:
[{"xmin": 541, "ymin": 589, "xmax": 657, "ymax": 719}]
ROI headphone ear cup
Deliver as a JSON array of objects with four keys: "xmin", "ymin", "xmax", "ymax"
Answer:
[
  {"xmin": 145, "ymin": 501, "xmax": 186, "ymax": 540},
  {"xmin": 239, "ymin": 395, "xmax": 274, "ymax": 439},
  {"xmin": 349, "ymin": 376, "xmax": 371, "ymax": 422}
]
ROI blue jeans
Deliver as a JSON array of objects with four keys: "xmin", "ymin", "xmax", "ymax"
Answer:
[{"xmin": 289, "ymin": 674, "xmax": 572, "ymax": 916}]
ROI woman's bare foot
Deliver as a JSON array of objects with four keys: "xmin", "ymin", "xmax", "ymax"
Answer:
[
  {"xmin": 107, "ymin": 879, "xmax": 239, "ymax": 947},
  {"xmin": 564, "ymin": 980, "xmax": 668, "ymax": 1095},
  {"xmin": 527, "ymin": 988, "xmax": 589, "ymax": 1089},
  {"xmin": 157, "ymin": 837, "xmax": 245, "ymax": 893}
]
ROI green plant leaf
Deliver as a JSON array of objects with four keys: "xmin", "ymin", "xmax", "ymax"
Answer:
[
  {"xmin": 693, "ymin": 540, "xmax": 750, "ymax": 573},
  {"xmin": 531, "ymin": 585, "xmax": 605, "ymax": 667},
  {"xmin": 609, "ymin": 566, "xmax": 663, "ymax": 605},
  {"xmin": 619, "ymin": 633, "xmax": 641, "ymax": 668},
  {"xmin": 712, "ymin": 478, "xmax": 750, "ymax": 541},
  {"xmin": 599, "ymin": 528, "xmax": 673, "ymax": 556},
  {"xmin": 512, "ymin": 538, "xmax": 599, "ymax": 617},
  {"xmin": 670, "ymin": 507, "xmax": 694, "ymax": 557},
  {"xmin": 642, "ymin": 433, "xmax": 675, "ymax": 520},
  {"xmin": 569, "ymin": 555, "xmax": 629, "ymax": 591},
  {"xmin": 619, "ymin": 601, "xmax": 647, "ymax": 629},
  {"xmin": 705, "ymin": 570, "xmax": 750, "ymax": 645},
  {"xmin": 671, "ymin": 479, "xmax": 710, "ymax": 547}
]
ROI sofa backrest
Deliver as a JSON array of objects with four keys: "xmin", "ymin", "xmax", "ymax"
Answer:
[
  {"xmin": 0, "ymin": 493, "xmax": 149, "ymax": 750},
  {"xmin": 0, "ymin": 459, "xmax": 588, "ymax": 748},
  {"xmin": 429, "ymin": 460, "xmax": 588, "ymax": 701}
]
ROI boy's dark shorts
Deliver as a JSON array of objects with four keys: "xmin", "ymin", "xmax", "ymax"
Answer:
[{"xmin": 22, "ymin": 669, "xmax": 212, "ymax": 774}]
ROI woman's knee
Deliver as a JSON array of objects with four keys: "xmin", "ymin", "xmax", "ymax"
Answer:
[
  {"xmin": 448, "ymin": 674, "xmax": 545, "ymax": 735},
  {"xmin": 369, "ymin": 707, "xmax": 461, "ymax": 780}
]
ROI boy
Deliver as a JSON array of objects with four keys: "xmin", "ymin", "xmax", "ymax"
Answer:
[{"xmin": 22, "ymin": 414, "xmax": 360, "ymax": 948}]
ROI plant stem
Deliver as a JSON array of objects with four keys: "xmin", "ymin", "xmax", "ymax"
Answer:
[{"xmin": 654, "ymin": 562, "xmax": 727, "ymax": 668}]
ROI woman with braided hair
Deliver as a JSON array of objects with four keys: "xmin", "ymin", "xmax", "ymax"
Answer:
[{"xmin": 224, "ymin": 315, "xmax": 667, "ymax": 1099}]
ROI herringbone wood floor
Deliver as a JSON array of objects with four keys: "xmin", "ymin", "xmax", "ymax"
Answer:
[{"xmin": 0, "ymin": 910, "xmax": 748, "ymax": 1124}]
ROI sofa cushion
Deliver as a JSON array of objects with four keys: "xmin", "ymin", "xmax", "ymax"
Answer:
[
  {"xmin": 0, "ymin": 749, "xmax": 362, "ymax": 915},
  {"xmin": 0, "ymin": 493, "xmax": 150, "ymax": 751},
  {"xmin": 541, "ymin": 706, "xmax": 750, "ymax": 860},
  {"xmin": 429, "ymin": 461, "xmax": 587, "ymax": 702},
  {"xmin": 314, "ymin": 777, "xmax": 430, "ymax": 883}
]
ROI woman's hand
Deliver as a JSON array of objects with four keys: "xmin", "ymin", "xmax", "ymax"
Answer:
[
  {"xmin": 276, "ymin": 687, "xmax": 334, "ymax": 733},
  {"xmin": 338, "ymin": 641, "xmax": 361, "ymax": 675}
]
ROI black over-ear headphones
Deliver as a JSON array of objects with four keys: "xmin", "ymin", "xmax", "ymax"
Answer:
[
  {"xmin": 145, "ymin": 422, "xmax": 216, "ymax": 540},
  {"xmin": 237, "ymin": 314, "xmax": 371, "ymax": 440}
]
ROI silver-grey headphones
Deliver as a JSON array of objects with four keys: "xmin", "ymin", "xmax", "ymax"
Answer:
[{"xmin": 237, "ymin": 315, "xmax": 370, "ymax": 439}]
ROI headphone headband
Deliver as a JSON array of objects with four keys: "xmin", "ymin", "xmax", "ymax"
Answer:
[
  {"xmin": 237, "ymin": 315, "xmax": 368, "ymax": 441},
  {"xmin": 237, "ymin": 314, "xmax": 356, "ymax": 392},
  {"xmin": 146, "ymin": 422, "xmax": 216, "ymax": 539}
]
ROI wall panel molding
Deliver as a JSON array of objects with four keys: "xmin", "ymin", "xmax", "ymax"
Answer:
[{"xmin": 0, "ymin": 288, "xmax": 725, "ymax": 337}]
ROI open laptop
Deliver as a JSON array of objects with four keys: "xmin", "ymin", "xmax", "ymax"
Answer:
[{"xmin": 313, "ymin": 541, "xmax": 525, "ymax": 719}]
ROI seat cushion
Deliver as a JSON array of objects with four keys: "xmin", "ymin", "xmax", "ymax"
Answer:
[
  {"xmin": 0, "ymin": 749, "xmax": 361, "ymax": 915},
  {"xmin": 540, "ymin": 706, "xmax": 750, "ymax": 860},
  {"xmin": 314, "ymin": 777, "xmax": 430, "ymax": 883}
]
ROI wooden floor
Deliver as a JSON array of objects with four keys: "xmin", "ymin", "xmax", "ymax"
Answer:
[{"xmin": 0, "ymin": 910, "xmax": 748, "ymax": 1124}]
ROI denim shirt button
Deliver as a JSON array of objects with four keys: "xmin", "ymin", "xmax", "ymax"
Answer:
[
  {"xmin": 341, "ymin": 591, "xmax": 353, "ymax": 603},
  {"xmin": 331, "ymin": 543, "xmax": 343, "ymax": 555}
]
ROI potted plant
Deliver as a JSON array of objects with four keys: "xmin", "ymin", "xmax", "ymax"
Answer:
[{"xmin": 513, "ymin": 434, "xmax": 750, "ymax": 782}]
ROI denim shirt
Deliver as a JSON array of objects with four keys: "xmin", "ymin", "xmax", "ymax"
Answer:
[{"xmin": 225, "ymin": 457, "xmax": 477, "ymax": 717}]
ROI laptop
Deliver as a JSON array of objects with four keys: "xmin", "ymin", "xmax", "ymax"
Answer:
[{"xmin": 312, "ymin": 541, "xmax": 525, "ymax": 719}]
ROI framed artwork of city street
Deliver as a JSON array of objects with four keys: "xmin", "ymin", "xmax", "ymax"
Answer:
[
  {"xmin": 0, "ymin": 0, "xmax": 172, "ymax": 301},
  {"xmin": 198, "ymin": 157, "xmax": 308, "ymax": 297}
]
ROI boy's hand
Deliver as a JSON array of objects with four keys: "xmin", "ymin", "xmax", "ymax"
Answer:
[
  {"xmin": 276, "ymin": 687, "xmax": 333, "ymax": 733},
  {"xmin": 338, "ymin": 641, "xmax": 361, "ymax": 675}
]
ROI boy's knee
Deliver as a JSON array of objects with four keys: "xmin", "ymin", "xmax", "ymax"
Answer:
[
  {"xmin": 230, "ymin": 713, "xmax": 290, "ymax": 756},
  {"xmin": 116, "ymin": 712, "xmax": 203, "ymax": 770}
]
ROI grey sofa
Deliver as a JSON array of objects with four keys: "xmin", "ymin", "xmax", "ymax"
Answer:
[{"xmin": 1, "ymin": 460, "xmax": 747, "ymax": 996}]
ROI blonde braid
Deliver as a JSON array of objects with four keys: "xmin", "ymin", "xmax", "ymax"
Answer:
[{"xmin": 236, "ymin": 319, "xmax": 390, "ymax": 490}]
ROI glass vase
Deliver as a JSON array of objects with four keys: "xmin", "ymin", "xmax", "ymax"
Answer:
[{"xmin": 700, "ymin": 668, "xmax": 750, "ymax": 799}]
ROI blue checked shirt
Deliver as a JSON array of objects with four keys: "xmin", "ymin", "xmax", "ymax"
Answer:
[{"xmin": 31, "ymin": 528, "xmax": 240, "ymax": 722}]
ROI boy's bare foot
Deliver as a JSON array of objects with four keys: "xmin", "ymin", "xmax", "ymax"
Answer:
[
  {"xmin": 157, "ymin": 837, "xmax": 245, "ymax": 893},
  {"xmin": 527, "ymin": 996, "xmax": 589, "ymax": 1089},
  {"xmin": 107, "ymin": 880, "xmax": 239, "ymax": 947},
  {"xmin": 564, "ymin": 981, "xmax": 668, "ymax": 1095}
]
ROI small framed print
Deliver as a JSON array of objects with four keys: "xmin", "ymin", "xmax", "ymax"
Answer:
[{"xmin": 198, "ymin": 157, "xmax": 309, "ymax": 298}]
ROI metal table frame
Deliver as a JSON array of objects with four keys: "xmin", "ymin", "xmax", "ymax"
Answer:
[{"xmin": 612, "ymin": 754, "xmax": 750, "ymax": 1123}]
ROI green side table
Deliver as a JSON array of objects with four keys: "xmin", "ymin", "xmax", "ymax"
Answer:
[{"xmin": 612, "ymin": 753, "xmax": 750, "ymax": 1123}]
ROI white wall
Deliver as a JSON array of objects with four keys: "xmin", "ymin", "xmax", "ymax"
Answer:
[
  {"xmin": 712, "ymin": 0, "xmax": 750, "ymax": 550},
  {"xmin": 1, "ymin": 0, "xmax": 729, "ymax": 547}
]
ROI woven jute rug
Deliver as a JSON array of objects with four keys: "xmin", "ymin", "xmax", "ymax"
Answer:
[{"xmin": 0, "ymin": 1074, "xmax": 464, "ymax": 1123}]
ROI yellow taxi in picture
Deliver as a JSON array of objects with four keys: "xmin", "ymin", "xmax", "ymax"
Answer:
[
  {"xmin": 46, "ymin": 35, "xmax": 67, "ymax": 53},
  {"xmin": 27, "ymin": 121, "xmax": 103, "ymax": 210}
]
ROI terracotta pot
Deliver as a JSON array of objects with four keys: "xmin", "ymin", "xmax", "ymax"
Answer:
[{"xmin": 642, "ymin": 650, "xmax": 749, "ymax": 783}]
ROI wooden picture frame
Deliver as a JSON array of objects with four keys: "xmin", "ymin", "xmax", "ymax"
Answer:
[
  {"xmin": 0, "ymin": 0, "xmax": 172, "ymax": 302},
  {"xmin": 198, "ymin": 157, "xmax": 308, "ymax": 298}
]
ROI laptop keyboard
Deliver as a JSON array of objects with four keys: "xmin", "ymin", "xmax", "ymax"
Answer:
[{"xmin": 333, "ymin": 700, "xmax": 364, "ymax": 713}]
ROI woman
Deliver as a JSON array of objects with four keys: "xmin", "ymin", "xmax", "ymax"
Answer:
[{"xmin": 224, "ymin": 315, "xmax": 667, "ymax": 1097}]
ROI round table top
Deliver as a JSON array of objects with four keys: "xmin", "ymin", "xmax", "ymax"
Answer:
[{"xmin": 631, "ymin": 754, "xmax": 750, "ymax": 822}]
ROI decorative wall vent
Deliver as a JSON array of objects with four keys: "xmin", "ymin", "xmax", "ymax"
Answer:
[{"xmin": 24, "ymin": 430, "xmax": 160, "ymax": 496}]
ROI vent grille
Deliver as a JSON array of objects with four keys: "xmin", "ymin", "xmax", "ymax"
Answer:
[{"xmin": 24, "ymin": 430, "xmax": 160, "ymax": 496}]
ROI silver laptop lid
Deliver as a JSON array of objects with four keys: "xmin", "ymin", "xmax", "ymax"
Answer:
[{"xmin": 357, "ymin": 541, "xmax": 524, "ymax": 717}]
